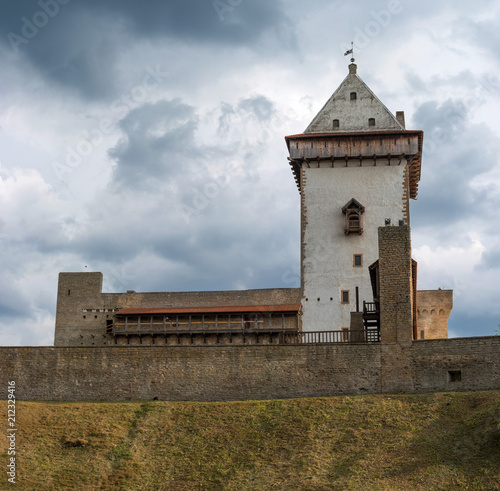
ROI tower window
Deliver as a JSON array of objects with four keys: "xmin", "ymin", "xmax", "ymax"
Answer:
[
  {"xmin": 341, "ymin": 291, "xmax": 350, "ymax": 304},
  {"xmin": 369, "ymin": 118, "xmax": 376, "ymax": 126},
  {"xmin": 333, "ymin": 119, "xmax": 339, "ymax": 129},
  {"xmin": 350, "ymin": 92, "xmax": 357, "ymax": 100},
  {"xmin": 342, "ymin": 198, "xmax": 365, "ymax": 236},
  {"xmin": 353, "ymin": 254, "xmax": 362, "ymax": 267}
]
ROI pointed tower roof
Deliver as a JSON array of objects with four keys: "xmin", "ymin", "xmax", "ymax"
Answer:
[{"xmin": 304, "ymin": 63, "xmax": 405, "ymax": 134}]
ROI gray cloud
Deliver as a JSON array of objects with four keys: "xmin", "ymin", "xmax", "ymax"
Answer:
[
  {"xmin": 0, "ymin": 0, "xmax": 293, "ymax": 100},
  {"xmin": 411, "ymin": 99, "xmax": 499, "ymax": 230},
  {"xmin": 109, "ymin": 99, "xmax": 202, "ymax": 189},
  {"xmin": 2, "ymin": 0, "xmax": 500, "ymax": 346}
]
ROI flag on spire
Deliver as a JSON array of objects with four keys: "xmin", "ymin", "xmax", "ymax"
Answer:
[{"xmin": 344, "ymin": 48, "xmax": 353, "ymax": 56}]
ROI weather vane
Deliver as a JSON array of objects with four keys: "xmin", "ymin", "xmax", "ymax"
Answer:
[{"xmin": 344, "ymin": 41, "xmax": 355, "ymax": 63}]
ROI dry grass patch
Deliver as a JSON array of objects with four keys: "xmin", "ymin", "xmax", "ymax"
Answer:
[{"xmin": 1, "ymin": 391, "xmax": 499, "ymax": 490}]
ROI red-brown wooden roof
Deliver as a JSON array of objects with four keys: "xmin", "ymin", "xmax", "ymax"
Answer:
[{"xmin": 116, "ymin": 305, "xmax": 301, "ymax": 316}]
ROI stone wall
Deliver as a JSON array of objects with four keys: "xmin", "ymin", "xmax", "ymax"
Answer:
[
  {"xmin": 411, "ymin": 336, "xmax": 500, "ymax": 392},
  {"xmin": 0, "ymin": 344, "xmax": 382, "ymax": 401},
  {"xmin": 55, "ymin": 272, "xmax": 300, "ymax": 347},
  {"xmin": 300, "ymin": 164, "xmax": 408, "ymax": 332},
  {"xmin": 416, "ymin": 290, "xmax": 453, "ymax": 339},
  {"xmin": 1, "ymin": 336, "xmax": 499, "ymax": 401},
  {"xmin": 378, "ymin": 225, "xmax": 413, "ymax": 345}
]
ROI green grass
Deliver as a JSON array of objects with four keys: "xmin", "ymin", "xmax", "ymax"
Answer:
[{"xmin": 1, "ymin": 391, "xmax": 499, "ymax": 490}]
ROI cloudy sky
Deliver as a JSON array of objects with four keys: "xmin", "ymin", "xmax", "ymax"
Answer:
[{"xmin": 1, "ymin": 0, "xmax": 499, "ymax": 345}]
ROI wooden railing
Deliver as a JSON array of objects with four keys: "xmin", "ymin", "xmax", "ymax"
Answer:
[
  {"xmin": 280, "ymin": 329, "xmax": 380, "ymax": 344},
  {"xmin": 363, "ymin": 302, "xmax": 379, "ymax": 314}
]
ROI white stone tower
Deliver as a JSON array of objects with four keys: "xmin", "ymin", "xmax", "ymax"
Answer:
[{"xmin": 285, "ymin": 63, "xmax": 423, "ymax": 333}]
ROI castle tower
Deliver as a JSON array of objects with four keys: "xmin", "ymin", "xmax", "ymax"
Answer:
[{"xmin": 285, "ymin": 63, "xmax": 423, "ymax": 333}]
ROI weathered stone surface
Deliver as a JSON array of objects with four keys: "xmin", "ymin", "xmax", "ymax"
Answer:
[
  {"xmin": 1, "ymin": 335, "xmax": 499, "ymax": 401},
  {"xmin": 0, "ymin": 345, "xmax": 382, "ymax": 401},
  {"xmin": 416, "ymin": 290, "xmax": 453, "ymax": 339}
]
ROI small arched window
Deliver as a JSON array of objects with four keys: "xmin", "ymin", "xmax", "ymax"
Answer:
[
  {"xmin": 350, "ymin": 92, "xmax": 357, "ymax": 100},
  {"xmin": 369, "ymin": 118, "xmax": 376, "ymax": 126},
  {"xmin": 333, "ymin": 119, "xmax": 339, "ymax": 129}
]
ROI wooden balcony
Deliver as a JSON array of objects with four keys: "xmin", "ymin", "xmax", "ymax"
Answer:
[{"xmin": 110, "ymin": 311, "xmax": 299, "ymax": 336}]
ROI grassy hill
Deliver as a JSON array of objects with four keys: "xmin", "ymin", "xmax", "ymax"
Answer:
[{"xmin": 1, "ymin": 391, "xmax": 499, "ymax": 490}]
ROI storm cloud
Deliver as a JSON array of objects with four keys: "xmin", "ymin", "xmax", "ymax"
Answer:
[{"xmin": 1, "ymin": 0, "xmax": 500, "ymax": 345}]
